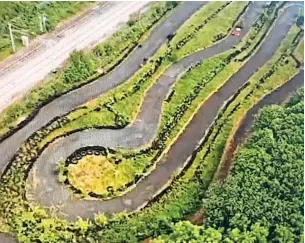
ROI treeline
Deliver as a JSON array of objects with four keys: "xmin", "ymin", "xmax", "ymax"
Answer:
[{"xmin": 154, "ymin": 89, "xmax": 304, "ymax": 242}]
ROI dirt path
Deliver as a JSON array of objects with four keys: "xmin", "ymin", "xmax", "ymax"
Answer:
[
  {"xmin": 0, "ymin": 233, "xmax": 18, "ymax": 243},
  {"xmin": 0, "ymin": 2, "xmax": 150, "ymax": 112},
  {"xmin": 24, "ymin": 4, "xmax": 301, "ymax": 220}
]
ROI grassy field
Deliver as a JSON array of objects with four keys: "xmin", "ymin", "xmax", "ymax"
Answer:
[
  {"xmin": 294, "ymin": 37, "xmax": 304, "ymax": 62},
  {"xmin": 68, "ymin": 155, "xmax": 133, "ymax": 196},
  {"xmin": 0, "ymin": 2, "xmax": 94, "ymax": 60}
]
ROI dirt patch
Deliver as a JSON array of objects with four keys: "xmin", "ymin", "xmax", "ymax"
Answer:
[{"xmin": 189, "ymin": 208, "xmax": 205, "ymax": 225}]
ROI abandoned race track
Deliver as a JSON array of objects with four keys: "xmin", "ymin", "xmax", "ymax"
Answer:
[
  {"xmin": 0, "ymin": 3, "xmax": 303, "ymax": 243},
  {"xmin": 21, "ymin": 4, "xmax": 302, "ymax": 220}
]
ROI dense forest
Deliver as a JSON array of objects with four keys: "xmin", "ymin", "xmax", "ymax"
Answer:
[
  {"xmin": 154, "ymin": 89, "xmax": 304, "ymax": 242},
  {"xmin": 0, "ymin": 1, "xmax": 92, "ymax": 59}
]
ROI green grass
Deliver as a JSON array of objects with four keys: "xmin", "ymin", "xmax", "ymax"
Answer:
[
  {"xmin": 294, "ymin": 37, "xmax": 304, "ymax": 62},
  {"xmin": 68, "ymin": 155, "xmax": 133, "ymax": 196},
  {"xmin": 0, "ymin": 3, "xmax": 302, "ymax": 243},
  {"xmin": 0, "ymin": 2, "xmax": 178, "ymax": 139},
  {"xmin": 91, "ymin": 24, "xmax": 303, "ymax": 243},
  {"xmin": 0, "ymin": 2, "xmax": 94, "ymax": 60},
  {"xmin": 61, "ymin": 2, "xmax": 283, "ymax": 199},
  {"xmin": 171, "ymin": 1, "xmax": 249, "ymax": 59}
]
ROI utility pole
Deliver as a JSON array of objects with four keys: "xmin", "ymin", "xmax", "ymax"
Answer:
[
  {"xmin": 39, "ymin": 15, "xmax": 43, "ymax": 32},
  {"xmin": 8, "ymin": 23, "xmax": 16, "ymax": 53},
  {"xmin": 41, "ymin": 14, "xmax": 47, "ymax": 32}
]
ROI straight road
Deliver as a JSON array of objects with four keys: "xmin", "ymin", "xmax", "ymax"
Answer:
[{"xmin": 0, "ymin": 1, "xmax": 149, "ymax": 112}]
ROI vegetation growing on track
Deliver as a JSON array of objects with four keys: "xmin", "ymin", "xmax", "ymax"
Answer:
[
  {"xmin": 60, "ymin": 1, "xmax": 285, "ymax": 199},
  {"xmin": 0, "ymin": 2, "xmax": 303, "ymax": 243},
  {"xmin": 0, "ymin": 1, "xmax": 179, "ymax": 140},
  {"xmin": 0, "ymin": 2, "xmax": 94, "ymax": 60},
  {"xmin": 88, "ymin": 25, "xmax": 303, "ymax": 243}
]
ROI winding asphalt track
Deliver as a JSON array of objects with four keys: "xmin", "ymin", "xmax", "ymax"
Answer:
[
  {"xmin": 0, "ymin": 3, "xmax": 303, "ymax": 243},
  {"xmin": 27, "ymin": 1, "xmax": 265, "ymax": 207},
  {"xmin": 0, "ymin": 2, "xmax": 206, "ymax": 172},
  {"xmin": 0, "ymin": 4, "xmax": 205, "ymax": 242},
  {"xmin": 23, "ymin": 4, "xmax": 303, "ymax": 220}
]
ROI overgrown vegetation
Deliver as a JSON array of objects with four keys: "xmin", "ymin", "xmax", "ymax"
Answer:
[
  {"xmin": 0, "ymin": 2, "xmax": 94, "ymax": 60},
  {"xmin": 67, "ymin": 153, "xmax": 134, "ymax": 197},
  {"xmin": 60, "ymin": 1, "xmax": 286, "ymax": 199},
  {"xmin": 0, "ymin": 1, "xmax": 179, "ymax": 139},
  {"xmin": 0, "ymin": 2, "xmax": 303, "ymax": 243},
  {"xmin": 153, "ymin": 89, "xmax": 304, "ymax": 242}
]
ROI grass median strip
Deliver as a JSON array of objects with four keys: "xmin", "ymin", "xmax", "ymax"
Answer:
[
  {"xmin": 0, "ymin": 2, "xmax": 179, "ymax": 139},
  {"xmin": 59, "ymin": 2, "xmax": 284, "ymax": 199},
  {"xmin": 91, "ymin": 23, "xmax": 303, "ymax": 243},
  {"xmin": 0, "ymin": 0, "xmax": 253, "ymax": 232},
  {"xmin": 0, "ymin": 2, "xmax": 302, "ymax": 243}
]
